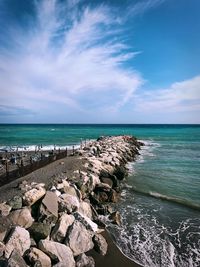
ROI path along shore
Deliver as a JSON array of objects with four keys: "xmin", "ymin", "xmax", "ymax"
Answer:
[{"xmin": 0, "ymin": 135, "xmax": 143, "ymax": 267}]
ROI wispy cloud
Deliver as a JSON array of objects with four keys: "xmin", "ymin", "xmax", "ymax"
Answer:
[
  {"xmin": 134, "ymin": 75, "xmax": 200, "ymax": 114},
  {"xmin": 128, "ymin": 0, "xmax": 165, "ymax": 17},
  {"xmin": 0, "ymin": 0, "xmax": 143, "ymax": 121}
]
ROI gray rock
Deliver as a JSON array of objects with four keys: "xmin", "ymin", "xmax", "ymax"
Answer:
[
  {"xmin": 7, "ymin": 196, "xmax": 22, "ymax": 210},
  {"xmin": 93, "ymin": 233, "xmax": 108, "ymax": 256},
  {"xmin": 39, "ymin": 191, "xmax": 58, "ymax": 225},
  {"xmin": 66, "ymin": 220, "xmax": 94, "ymax": 256},
  {"xmin": 4, "ymin": 226, "xmax": 31, "ymax": 258},
  {"xmin": 6, "ymin": 249, "xmax": 28, "ymax": 267},
  {"xmin": 41, "ymin": 191, "xmax": 58, "ymax": 217},
  {"xmin": 51, "ymin": 214, "xmax": 74, "ymax": 242},
  {"xmin": 76, "ymin": 253, "xmax": 95, "ymax": 267},
  {"xmin": 8, "ymin": 208, "xmax": 34, "ymax": 229},
  {"xmin": 38, "ymin": 240, "xmax": 75, "ymax": 267},
  {"xmin": 29, "ymin": 223, "xmax": 51, "ymax": 243},
  {"xmin": 0, "ymin": 203, "xmax": 12, "ymax": 216},
  {"xmin": 27, "ymin": 247, "xmax": 51, "ymax": 267}
]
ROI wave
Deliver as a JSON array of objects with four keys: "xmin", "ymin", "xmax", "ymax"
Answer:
[{"xmin": 132, "ymin": 188, "xmax": 200, "ymax": 211}]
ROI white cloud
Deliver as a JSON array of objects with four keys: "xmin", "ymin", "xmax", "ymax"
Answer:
[
  {"xmin": 134, "ymin": 75, "xmax": 200, "ymax": 113},
  {"xmin": 0, "ymin": 0, "xmax": 143, "ymax": 119}
]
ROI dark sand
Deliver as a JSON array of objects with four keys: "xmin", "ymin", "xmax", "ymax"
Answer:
[
  {"xmin": 0, "ymin": 155, "xmax": 143, "ymax": 267},
  {"xmin": 88, "ymin": 230, "xmax": 143, "ymax": 267}
]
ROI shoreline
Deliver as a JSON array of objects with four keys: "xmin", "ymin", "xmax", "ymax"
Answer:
[{"xmin": 0, "ymin": 135, "xmax": 144, "ymax": 267}]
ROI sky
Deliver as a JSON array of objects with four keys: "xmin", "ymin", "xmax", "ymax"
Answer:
[{"xmin": 0, "ymin": 0, "xmax": 199, "ymax": 124}]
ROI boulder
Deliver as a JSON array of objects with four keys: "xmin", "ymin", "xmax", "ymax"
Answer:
[
  {"xmin": 39, "ymin": 191, "xmax": 58, "ymax": 225},
  {"xmin": 0, "ymin": 202, "xmax": 12, "ymax": 216},
  {"xmin": 66, "ymin": 220, "xmax": 94, "ymax": 256},
  {"xmin": 109, "ymin": 211, "xmax": 121, "ymax": 226},
  {"xmin": 58, "ymin": 193, "xmax": 79, "ymax": 213},
  {"xmin": 76, "ymin": 253, "xmax": 95, "ymax": 267},
  {"xmin": 6, "ymin": 249, "xmax": 28, "ymax": 267},
  {"xmin": 73, "ymin": 212, "xmax": 98, "ymax": 233},
  {"xmin": 0, "ymin": 216, "xmax": 12, "ymax": 242},
  {"xmin": 0, "ymin": 241, "xmax": 5, "ymax": 257},
  {"xmin": 51, "ymin": 214, "xmax": 75, "ymax": 243},
  {"xmin": 29, "ymin": 223, "xmax": 51, "ymax": 243},
  {"xmin": 38, "ymin": 240, "xmax": 75, "ymax": 267},
  {"xmin": 78, "ymin": 201, "xmax": 93, "ymax": 220},
  {"xmin": 100, "ymin": 177, "xmax": 113, "ymax": 188},
  {"xmin": 113, "ymin": 165, "xmax": 128, "ymax": 180},
  {"xmin": 7, "ymin": 196, "xmax": 22, "ymax": 210},
  {"xmin": 93, "ymin": 233, "xmax": 108, "ymax": 256},
  {"xmin": 8, "ymin": 208, "xmax": 34, "ymax": 229},
  {"xmin": 23, "ymin": 187, "xmax": 46, "ymax": 206},
  {"xmin": 4, "ymin": 226, "xmax": 31, "ymax": 258},
  {"xmin": 26, "ymin": 247, "xmax": 51, "ymax": 267}
]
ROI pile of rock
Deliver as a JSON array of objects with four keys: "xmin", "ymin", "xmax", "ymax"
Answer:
[{"xmin": 0, "ymin": 135, "xmax": 143, "ymax": 266}]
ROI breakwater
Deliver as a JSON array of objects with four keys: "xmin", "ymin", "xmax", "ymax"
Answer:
[{"xmin": 0, "ymin": 135, "xmax": 143, "ymax": 266}]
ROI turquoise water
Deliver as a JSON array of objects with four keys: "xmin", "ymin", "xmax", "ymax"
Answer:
[{"xmin": 0, "ymin": 124, "xmax": 200, "ymax": 266}]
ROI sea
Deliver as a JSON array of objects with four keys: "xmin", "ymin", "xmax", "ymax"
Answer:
[{"xmin": 0, "ymin": 124, "xmax": 200, "ymax": 267}]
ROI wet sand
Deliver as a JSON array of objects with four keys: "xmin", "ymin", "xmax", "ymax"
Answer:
[{"xmin": 88, "ymin": 230, "xmax": 143, "ymax": 267}]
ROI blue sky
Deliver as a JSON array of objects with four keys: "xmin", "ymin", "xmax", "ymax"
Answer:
[{"xmin": 0, "ymin": 0, "xmax": 199, "ymax": 123}]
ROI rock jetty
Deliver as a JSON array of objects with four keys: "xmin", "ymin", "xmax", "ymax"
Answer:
[{"xmin": 0, "ymin": 135, "xmax": 143, "ymax": 267}]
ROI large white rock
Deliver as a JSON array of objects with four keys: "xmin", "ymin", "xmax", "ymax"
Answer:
[
  {"xmin": 5, "ymin": 226, "xmax": 31, "ymax": 258},
  {"xmin": 66, "ymin": 220, "xmax": 94, "ymax": 256},
  {"xmin": 8, "ymin": 208, "xmax": 34, "ymax": 229},
  {"xmin": 23, "ymin": 187, "xmax": 46, "ymax": 206},
  {"xmin": 51, "ymin": 214, "xmax": 75, "ymax": 242},
  {"xmin": 27, "ymin": 247, "xmax": 51, "ymax": 267},
  {"xmin": 39, "ymin": 240, "xmax": 75, "ymax": 267}
]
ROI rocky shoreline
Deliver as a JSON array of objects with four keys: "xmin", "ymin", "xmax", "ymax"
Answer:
[{"xmin": 0, "ymin": 135, "xmax": 143, "ymax": 267}]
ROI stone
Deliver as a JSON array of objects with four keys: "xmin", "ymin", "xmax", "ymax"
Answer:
[
  {"xmin": 0, "ymin": 216, "xmax": 12, "ymax": 242},
  {"xmin": 8, "ymin": 208, "xmax": 34, "ymax": 229},
  {"xmin": 6, "ymin": 249, "xmax": 28, "ymax": 267},
  {"xmin": 7, "ymin": 196, "xmax": 22, "ymax": 210},
  {"xmin": 58, "ymin": 193, "xmax": 79, "ymax": 213},
  {"xmin": 38, "ymin": 240, "xmax": 75, "ymax": 267},
  {"xmin": 113, "ymin": 165, "xmax": 128, "ymax": 180},
  {"xmin": 101, "ymin": 177, "xmax": 113, "ymax": 188},
  {"xmin": 4, "ymin": 226, "xmax": 31, "ymax": 258},
  {"xmin": 39, "ymin": 191, "xmax": 58, "ymax": 225},
  {"xmin": 109, "ymin": 211, "xmax": 121, "ymax": 226},
  {"xmin": 62, "ymin": 185, "xmax": 77, "ymax": 198},
  {"xmin": 74, "ymin": 212, "xmax": 98, "ymax": 233},
  {"xmin": 66, "ymin": 220, "xmax": 94, "ymax": 256},
  {"xmin": 42, "ymin": 191, "xmax": 58, "ymax": 217},
  {"xmin": 93, "ymin": 233, "xmax": 108, "ymax": 256},
  {"xmin": 78, "ymin": 201, "xmax": 93, "ymax": 219},
  {"xmin": 27, "ymin": 247, "xmax": 51, "ymax": 267},
  {"xmin": 0, "ymin": 241, "xmax": 5, "ymax": 257},
  {"xmin": 76, "ymin": 253, "xmax": 95, "ymax": 267},
  {"xmin": 51, "ymin": 214, "xmax": 74, "ymax": 243},
  {"xmin": 0, "ymin": 202, "xmax": 12, "ymax": 216},
  {"xmin": 23, "ymin": 187, "xmax": 46, "ymax": 206},
  {"xmin": 29, "ymin": 223, "xmax": 51, "ymax": 243}
]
